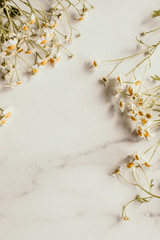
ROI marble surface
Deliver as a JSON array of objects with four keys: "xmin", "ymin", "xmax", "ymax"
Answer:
[{"xmin": 0, "ymin": 0, "xmax": 160, "ymax": 239}]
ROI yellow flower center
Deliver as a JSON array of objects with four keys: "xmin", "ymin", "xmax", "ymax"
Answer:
[
  {"xmin": 50, "ymin": 58, "xmax": 55, "ymax": 64},
  {"xmin": 23, "ymin": 26, "xmax": 29, "ymax": 31},
  {"xmin": 146, "ymin": 113, "xmax": 152, "ymax": 119},
  {"xmin": 127, "ymin": 162, "xmax": 135, "ymax": 168},
  {"xmin": 6, "ymin": 112, "xmax": 12, "ymax": 118},
  {"xmin": 135, "ymin": 154, "xmax": 140, "ymax": 160},
  {"xmin": 130, "ymin": 116, "xmax": 137, "ymax": 121},
  {"xmin": 8, "ymin": 45, "xmax": 16, "ymax": 50},
  {"xmin": 1, "ymin": 119, "xmax": 7, "ymax": 125},
  {"xmin": 117, "ymin": 76, "xmax": 122, "ymax": 85},
  {"xmin": 41, "ymin": 59, "xmax": 48, "ymax": 65},
  {"xmin": 79, "ymin": 17, "xmax": 85, "ymax": 21},
  {"xmin": 128, "ymin": 87, "xmax": 133, "ymax": 96},
  {"xmin": 135, "ymin": 80, "xmax": 142, "ymax": 86},
  {"xmin": 31, "ymin": 19, "xmax": 36, "ymax": 25},
  {"xmin": 93, "ymin": 60, "xmax": 97, "ymax": 67},
  {"xmin": 26, "ymin": 50, "xmax": 33, "ymax": 54},
  {"xmin": 32, "ymin": 68, "xmax": 39, "ymax": 74},
  {"xmin": 142, "ymin": 118, "xmax": 148, "ymax": 125},
  {"xmin": 52, "ymin": 22, "xmax": 58, "ymax": 28},
  {"xmin": 138, "ymin": 111, "xmax": 144, "ymax": 116},
  {"xmin": 41, "ymin": 39, "xmax": 48, "ymax": 44},
  {"xmin": 144, "ymin": 162, "xmax": 151, "ymax": 167},
  {"xmin": 57, "ymin": 56, "xmax": 61, "ymax": 62},
  {"xmin": 120, "ymin": 101, "xmax": 123, "ymax": 108},
  {"xmin": 137, "ymin": 129, "xmax": 142, "ymax": 137},
  {"xmin": 102, "ymin": 77, "xmax": 107, "ymax": 82},
  {"xmin": 144, "ymin": 130, "xmax": 150, "ymax": 138},
  {"xmin": 114, "ymin": 169, "xmax": 120, "ymax": 174}
]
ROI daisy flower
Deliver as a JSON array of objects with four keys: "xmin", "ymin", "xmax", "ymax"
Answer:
[
  {"xmin": 28, "ymin": 64, "xmax": 40, "ymax": 75},
  {"xmin": 119, "ymin": 98, "xmax": 125, "ymax": 112}
]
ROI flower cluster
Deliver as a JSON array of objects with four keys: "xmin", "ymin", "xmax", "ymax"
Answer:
[
  {"xmin": 0, "ymin": 0, "xmax": 93, "ymax": 86},
  {"xmin": 101, "ymin": 75, "xmax": 157, "ymax": 139},
  {"xmin": 91, "ymin": 9, "xmax": 160, "ymax": 219},
  {"xmin": 113, "ymin": 141, "xmax": 160, "ymax": 220},
  {"xmin": 91, "ymin": 30, "xmax": 160, "ymax": 140},
  {"xmin": 0, "ymin": 0, "xmax": 93, "ymax": 126}
]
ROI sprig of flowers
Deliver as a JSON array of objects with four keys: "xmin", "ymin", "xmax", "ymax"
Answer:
[
  {"xmin": 90, "ymin": 12, "xmax": 160, "ymax": 139},
  {"xmin": 0, "ymin": 0, "xmax": 93, "ymax": 126},
  {"xmin": 113, "ymin": 141, "xmax": 160, "ymax": 220},
  {"xmin": 91, "ymin": 9, "xmax": 160, "ymax": 219}
]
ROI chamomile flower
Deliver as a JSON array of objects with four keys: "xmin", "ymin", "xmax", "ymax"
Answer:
[
  {"xmin": 133, "ymin": 152, "xmax": 146, "ymax": 164},
  {"xmin": 38, "ymin": 58, "xmax": 48, "ymax": 66},
  {"xmin": 36, "ymin": 36, "xmax": 49, "ymax": 45},
  {"xmin": 143, "ymin": 129, "xmax": 151, "ymax": 139},
  {"xmin": 28, "ymin": 64, "xmax": 40, "ymax": 75},
  {"xmin": 4, "ymin": 38, "xmax": 18, "ymax": 51},
  {"xmin": 3, "ymin": 108, "xmax": 14, "ymax": 118},
  {"xmin": 112, "ymin": 167, "xmax": 122, "ymax": 178},
  {"xmin": 119, "ymin": 98, "xmax": 125, "ymax": 112},
  {"xmin": 89, "ymin": 59, "xmax": 100, "ymax": 70},
  {"xmin": 127, "ymin": 103, "xmax": 136, "ymax": 112},
  {"xmin": 0, "ymin": 108, "xmax": 13, "ymax": 126},
  {"xmin": 50, "ymin": 20, "xmax": 58, "ymax": 29},
  {"xmin": 117, "ymin": 75, "xmax": 125, "ymax": 86},
  {"xmin": 43, "ymin": 28, "xmax": 54, "ymax": 39},
  {"xmin": 30, "ymin": 13, "xmax": 36, "ymax": 25}
]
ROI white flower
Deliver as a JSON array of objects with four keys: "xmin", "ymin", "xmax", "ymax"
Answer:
[
  {"xmin": 112, "ymin": 167, "xmax": 121, "ymax": 178},
  {"xmin": 143, "ymin": 129, "xmax": 152, "ymax": 140},
  {"xmin": 43, "ymin": 27, "xmax": 54, "ymax": 39},
  {"xmin": 28, "ymin": 64, "xmax": 40, "ymax": 75},
  {"xmin": 36, "ymin": 36, "xmax": 48, "ymax": 45},
  {"xmin": 38, "ymin": 58, "xmax": 48, "ymax": 67},
  {"xmin": 3, "ymin": 108, "xmax": 14, "ymax": 116},
  {"xmin": 30, "ymin": 13, "xmax": 36, "ymax": 24},
  {"xmin": 133, "ymin": 152, "xmax": 146, "ymax": 164},
  {"xmin": 136, "ymin": 125, "xmax": 152, "ymax": 140},
  {"xmin": 4, "ymin": 38, "xmax": 18, "ymax": 51},
  {"xmin": 127, "ymin": 103, "xmax": 136, "ymax": 113},
  {"xmin": 31, "ymin": 13, "xmax": 35, "ymax": 20},
  {"xmin": 0, "ymin": 108, "xmax": 13, "ymax": 126},
  {"xmin": 8, "ymin": 38, "xmax": 18, "ymax": 46},
  {"xmin": 127, "ymin": 86, "xmax": 135, "ymax": 96},
  {"xmin": 8, "ymin": 32, "xmax": 16, "ymax": 38},
  {"xmin": 49, "ymin": 55, "xmax": 61, "ymax": 68}
]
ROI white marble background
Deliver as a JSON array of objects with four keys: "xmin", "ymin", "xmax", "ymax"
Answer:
[{"xmin": 0, "ymin": 0, "xmax": 160, "ymax": 239}]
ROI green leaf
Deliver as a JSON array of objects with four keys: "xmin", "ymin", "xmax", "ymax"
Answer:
[{"xmin": 152, "ymin": 9, "xmax": 160, "ymax": 18}]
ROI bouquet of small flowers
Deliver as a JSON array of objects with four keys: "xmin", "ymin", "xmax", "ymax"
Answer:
[
  {"xmin": 0, "ymin": 0, "xmax": 93, "ymax": 125},
  {"xmin": 91, "ymin": 9, "xmax": 160, "ymax": 220}
]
